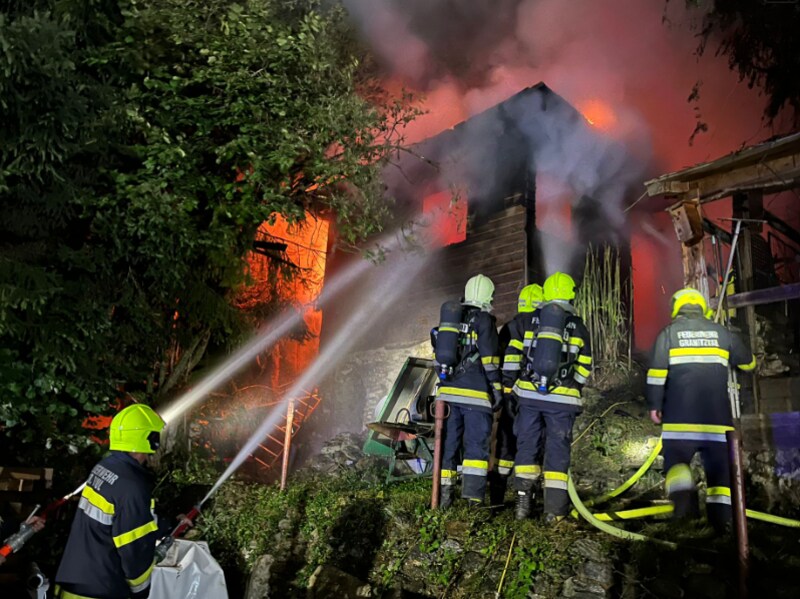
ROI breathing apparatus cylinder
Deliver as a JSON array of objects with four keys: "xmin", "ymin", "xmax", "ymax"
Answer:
[
  {"xmin": 435, "ymin": 301, "xmax": 463, "ymax": 380},
  {"xmin": 531, "ymin": 302, "xmax": 568, "ymax": 393}
]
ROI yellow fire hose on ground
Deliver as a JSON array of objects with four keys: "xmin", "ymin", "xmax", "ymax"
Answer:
[{"xmin": 568, "ymin": 434, "xmax": 800, "ymax": 538}]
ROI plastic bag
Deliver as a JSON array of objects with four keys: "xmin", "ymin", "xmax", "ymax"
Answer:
[{"xmin": 149, "ymin": 540, "xmax": 228, "ymax": 599}]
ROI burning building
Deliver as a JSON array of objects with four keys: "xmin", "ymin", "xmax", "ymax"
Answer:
[{"xmin": 306, "ymin": 83, "xmax": 637, "ymax": 452}]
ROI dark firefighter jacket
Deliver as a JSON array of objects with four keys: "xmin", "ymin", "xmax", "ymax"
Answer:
[
  {"xmin": 436, "ymin": 307, "xmax": 502, "ymax": 413},
  {"xmin": 504, "ymin": 303, "xmax": 593, "ymax": 412},
  {"xmin": 500, "ymin": 311, "xmax": 538, "ymax": 392},
  {"xmin": 56, "ymin": 452, "xmax": 163, "ymax": 599},
  {"xmin": 646, "ymin": 307, "xmax": 756, "ymax": 438}
]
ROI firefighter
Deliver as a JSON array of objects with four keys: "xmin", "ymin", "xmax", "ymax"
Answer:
[
  {"xmin": 509, "ymin": 272, "xmax": 592, "ymax": 523},
  {"xmin": 489, "ymin": 283, "xmax": 544, "ymax": 507},
  {"xmin": 54, "ymin": 404, "xmax": 167, "ymax": 599},
  {"xmin": 646, "ymin": 287, "xmax": 756, "ymax": 530},
  {"xmin": 435, "ymin": 274, "xmax": 503, "ymax": 507}
]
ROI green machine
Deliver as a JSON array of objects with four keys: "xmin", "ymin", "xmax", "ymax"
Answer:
[{"xmin": 363, "ymin": 357, "xmax": 438, "ymax": 483}]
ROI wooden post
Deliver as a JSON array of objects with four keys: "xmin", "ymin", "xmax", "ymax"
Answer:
[
  {"xmin": 431, "ymin": 398, "xmax": 445, "ymax": 509},
  {"xmin": 280, "ymin": 398, "xmax": 295, "ymax": 491},
  {"xmin": 727, "ymin": 429, "xmax": 749, "ymax": 599}
]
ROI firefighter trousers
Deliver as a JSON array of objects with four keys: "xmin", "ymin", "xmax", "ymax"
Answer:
[
  {"xmin": 514, "ymin": 405, "xmax": 575, "ymax": 516},
  {"xmin": 663, "ymin": 440, "xmax": 732, "ymax": 528},
  {"xmin": 494, "ymin": 400, "xmax": 517, "ymax": 477},
  {"xmin": 441, "ymin": 403, "xmax": 492, "ymax": 502},
  {"xmin": 488, "ymin": 401, "xmax": 518, "ymax": 504}
]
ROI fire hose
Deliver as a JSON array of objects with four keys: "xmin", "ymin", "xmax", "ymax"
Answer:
[
  {"xmin": 0, "ymin": 483, "xmax": 87, "ymax": 565},
  {"xmin": 153, "ymin": 505, "xmax": 202, "ymax": 563},
  {"xmin": 568, "ymin": 435, "xmax": 800, "ymax": 536},
  {"xmin": 0, "ymin": 482, "xmax": 204, "ymax": 567}
]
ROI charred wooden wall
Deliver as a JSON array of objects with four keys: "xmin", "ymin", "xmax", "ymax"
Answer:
[{"xmin": 377, "ymin": 204, "xmax": 528, "ymax": 348}]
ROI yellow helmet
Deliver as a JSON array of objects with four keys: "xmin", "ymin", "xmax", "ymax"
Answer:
[
  {"xmin": 517, "ymin": 284, "xmax": 543, "ymax": 313},
  {"xmin": 463, "ymin": 274, "xmax": 495, "ymax": 310},
  {"xmin": 670, "ymin": 287, "xmax": 707, "ymax": 319},
  {"xmin": 543, "ymin": 272, "xmax": 576, "ymax": 302},
  {"xmin": 109, "ymin": 404, "xmax": 165, "ymax": 454}
]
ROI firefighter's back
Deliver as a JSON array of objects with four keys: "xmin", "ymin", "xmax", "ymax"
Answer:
[{"xmin": 56, "ymin": 452, "xmax": 155, "ymax": 599}]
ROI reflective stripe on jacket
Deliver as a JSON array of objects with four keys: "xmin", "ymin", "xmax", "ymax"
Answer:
[
  {"xmin": 646, "ymin": 309, "xmax": 755, "ymax": 427},
  {"xmin": 56, "ymin": 452, "xmax": 160, "ymax": 599}
]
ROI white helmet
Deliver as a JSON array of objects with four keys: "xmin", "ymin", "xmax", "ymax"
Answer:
[{"xmin": 463, "ymin": 274, "xmax": 495, "ymax": 311}]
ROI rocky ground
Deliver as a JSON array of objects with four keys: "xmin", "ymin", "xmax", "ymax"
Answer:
[{"xmin": 165, "ymin": 379, "xmax": 800, "ymax": 598}]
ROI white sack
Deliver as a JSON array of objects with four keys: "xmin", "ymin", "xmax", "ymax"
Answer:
[{"xmin": 150, "ymin": 539, "xmax": 228, "ymax": 599}]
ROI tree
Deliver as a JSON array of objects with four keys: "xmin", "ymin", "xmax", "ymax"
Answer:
[
  {"xmin": 689, "ymin": 0, "xmax": 800, "ymax": 122},
  {"xmin": 0, "ymin": 0, "xmax": 412, "ymax": 452}
]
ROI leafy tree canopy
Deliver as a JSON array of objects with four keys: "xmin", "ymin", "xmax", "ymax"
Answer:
[
  {"xmin": 0, "ymin": 0, "xmax": 412, "ymax": 453},
  {"xmin": 688, "ymin": 0, "xmax": 800, "ymax": 122}
]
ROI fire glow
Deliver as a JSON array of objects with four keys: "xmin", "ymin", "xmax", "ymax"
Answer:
[{"xmin": 578, "ymin": 99, "xmax": 618, "ymax": 131}]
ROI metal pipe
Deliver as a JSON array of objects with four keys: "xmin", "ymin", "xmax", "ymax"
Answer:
[
  {"xmin": 727, "ymin": 429, "xmax": 749, "ymax": 599},
  {"xmin": 715, "ymin": 219, "xmax": 743, "ymax": 324},
  {"xmin": 431, "ymin": 398, "xmax": 445, "ymax": 509},
  {"xmin": 280, "ymin": 398, "xmax": 295, "ymax": 491}
]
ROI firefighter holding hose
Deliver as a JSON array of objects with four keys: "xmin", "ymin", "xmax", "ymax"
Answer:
[
  {"xmin": 508, "ymin": 272, "xmax": 592, "ymax": 523},
  {"xmin": 489, "ymin": 283, "xmax": 544, "ymax": 507},
  {"xmin": 646, "ymin": 288, "xmax": 756, "ymax": 531},
  {"xmin": 54, "ymin": 404, "xmax": 171, "ymax": 599},
  {"xmin": 434, "ymin": 274, "xmax": 503, "ymax": 508}
]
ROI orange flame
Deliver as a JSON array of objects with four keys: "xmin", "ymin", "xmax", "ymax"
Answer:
[{"xmin": 578, "ymin": 99, "xmax": 617, "ymax": 131}]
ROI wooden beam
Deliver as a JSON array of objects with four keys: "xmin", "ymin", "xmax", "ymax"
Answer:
[
  {"xmin": 645, "ymin": 179, "xmax": 691, "ymax": 197},
  {"xmin": 726, "ymin": 282, "xmax": 800, "ymax": 308},
  {"xmin": 648, "ymin": 152, "xmax": 800, "ymax": 201},
  {"xmin": 696, "ymin": 154, "xmax": 800, "ymax": 200}
]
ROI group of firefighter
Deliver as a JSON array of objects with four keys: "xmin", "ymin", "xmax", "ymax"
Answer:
[{"xmin": 433, "ymin": 272, "xmax": 756, "ymax": 530}]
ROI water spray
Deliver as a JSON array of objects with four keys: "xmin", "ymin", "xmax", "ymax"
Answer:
[
  {"xmin": 197, "ymin": 251, "xmax": 431, "ymax": 506},
  {"xmin": 159, "ymin": 225, "xmax": 414, "ymax": 425}
]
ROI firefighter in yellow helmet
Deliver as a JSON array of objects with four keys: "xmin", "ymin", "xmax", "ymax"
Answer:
[
  {"xmin": 488, "ymin": 284, "xmax": 544, "ymax": 507},
  {"xmin": 507, "ymin": 272, "xmax": 592, "ymax": 522},
  {"xmin": 647, "ymin": 288, "xmax": 755, "ymax": 530},
  {"xmin": 55, "ymin": 404, "xmax": 167, "ymax": 599},
  {"xmin": 434, "ymin": 274, "xmax": 502, "ymax": 507}
]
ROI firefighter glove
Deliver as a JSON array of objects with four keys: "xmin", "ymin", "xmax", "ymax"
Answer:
[
  {"xmin": 506, "ymin": 394, "xmax": 519, "ymax": 417},
  {"xmin": 491, "ymin": 388, "xmax": 504, "ymax": 412}
]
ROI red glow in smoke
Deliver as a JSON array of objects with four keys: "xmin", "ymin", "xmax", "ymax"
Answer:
[
  {"xmin": 423, "ymin": 190, "xmax": 467, "ymax": 246},
  {"xmin": 375, "ymin": 1, "xmax": 787, "ymax": 349}
]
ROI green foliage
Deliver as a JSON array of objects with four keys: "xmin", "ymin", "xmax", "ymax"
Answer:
[
  {"xmin": 415, "ymin": 504, "xmax": 445, "ymax": 553},
  {"xmin": 503, "ymin": 543, "xmax": 551, "ymax": 599},
  {"xmin": 1, "ymin": 0, "xmax": 413, "ymax": 449},
  {"xmin": 686, "ymin": 0, "xmax": 800, "ymax": 122}
]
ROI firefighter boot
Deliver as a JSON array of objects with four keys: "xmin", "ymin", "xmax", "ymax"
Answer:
[
  {"xmin": 543, "ymin": 513, "xmax": 565, "ymax": 526},
  {"xmin": 440, "ymin": 486, "xmax": 455, "ymax": 509},
  {"xmin": 515, "ymin": 490, "xmax": 532, "ymax": 521},
  {"xmin": 467, "ymin": 498, "xmax": 483, "ymax": 509}
]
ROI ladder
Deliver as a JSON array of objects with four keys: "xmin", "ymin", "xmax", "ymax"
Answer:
[{"xmin": 250, "ymin": 389, "xmax": 322, "ymax": 472}]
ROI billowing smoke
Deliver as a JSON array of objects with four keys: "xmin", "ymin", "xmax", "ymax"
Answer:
[{"xmin": 345, "ymin": 0, "xmax": 781, "ymax": 345}]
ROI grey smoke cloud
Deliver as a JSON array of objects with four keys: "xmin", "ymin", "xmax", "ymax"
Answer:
[{"xmin": 343, "ymin": 0, "xmax": 527, "ymax": 88}]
